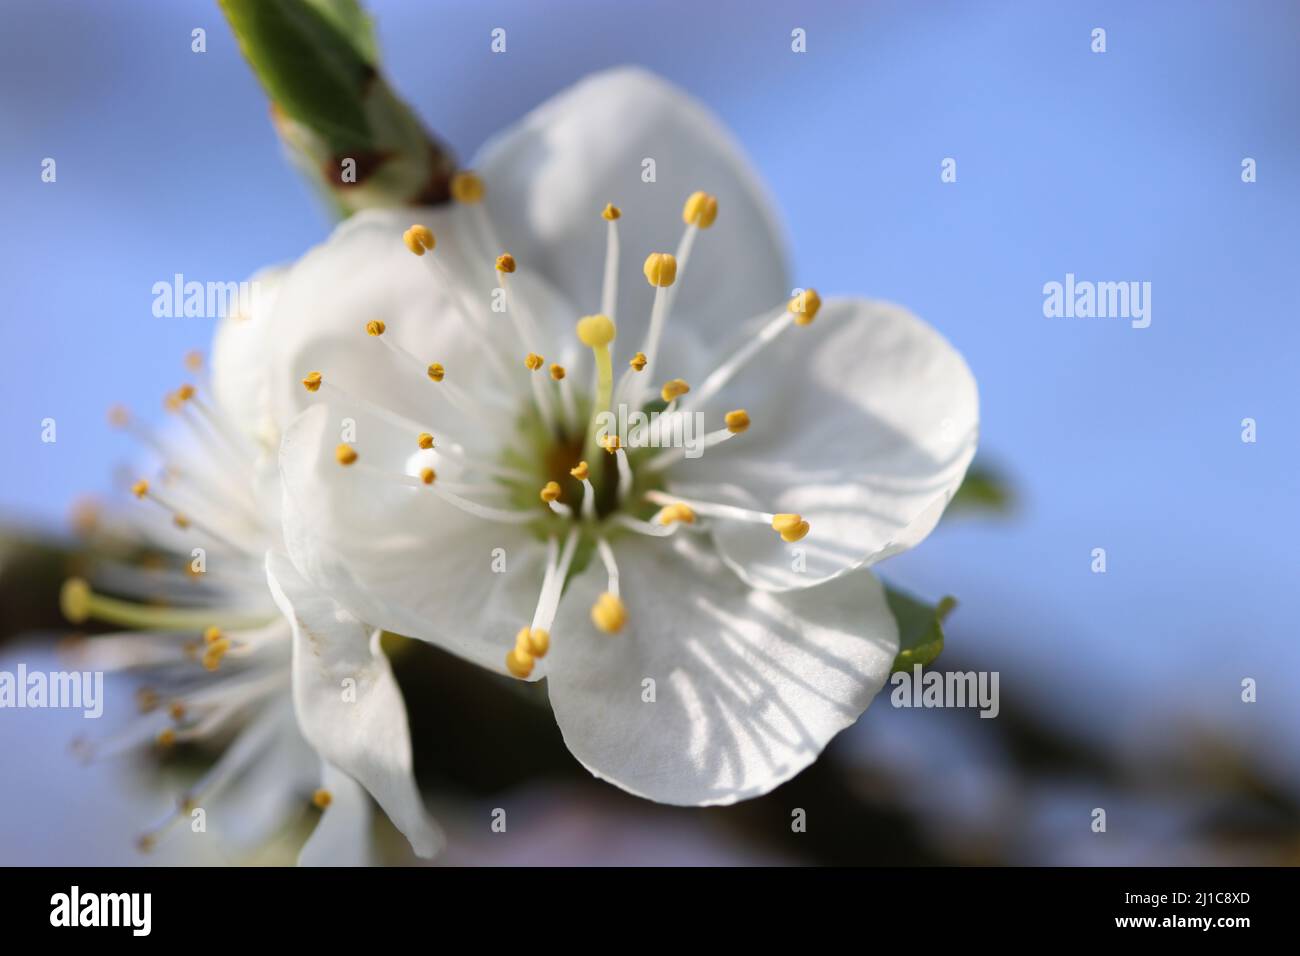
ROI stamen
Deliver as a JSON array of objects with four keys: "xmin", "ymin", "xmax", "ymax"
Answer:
[
  {"xmin": 643, "ymin": 414, "xmax": 749, "ymax": 472},
  {"xmin": 655, "ymin": 502, "xmax": 697, "ymax": 526},
  {"xmin": 534, "ymin": 528, "xmax": 579, "ymax": 632},
  {"xmin": 725, "ymin": 409, "xmax": 751, "ymax": 433},
  {"xmin": 137, "ymin": 706, "xmax": 284, "ymax": 849},
  {"xmin": 133, "ymin": 477, "xmax": 257, "ymax": 555},
  {"xmin": 313, "ymin": 789, "xmax": 333, "ymax": 810},
  {"xmin": 590, "ymin": 538, "xmax": 627, "ymax": 634},
  {"xmin": 367, "ymin": 324, "xmax": 511, "ymax": 429},
  {"xmin": 306, "ymin": 377, "xmax": 530, "ymax": 481},
  {"xmin": 660, "ymin": 378, "xmax": 690, "ymax": 403},
  {"xmin": 680, "ymin": 293, "xmax": 819, "ymax": 413},
  {"xmin": 522, "ymin": 351, "xmax": 560, "ymax": 436},
  {"xmin": 59, "ymin": 578, "xmax": 269, "ymax": 632},
  {"xmin": 591, "ymin": 592, "xmax": 627, "ymax": 634},
  {"xmin": 682, "ymin": 191, "xmax": 719, "ymax": 229},
  {"xmin": 571, "ymin": 460, "xmax": 597, "ymax": 520},
  {"xmin": 577, "ymin": 313, "xmax": 617, "ymax": 462},
  {"xmin": 345, "ymin": 461, "xmax": 539, "ymax": 525},
  {"xmin": 611, "ymin": 513, "xmax": 681, "ymax": 537},
  {"xmin": 615, "ymin": 448, "xmax": 633, "ymax": 503},
  {"xmin": 402, "ymin": 225, "xmax": 435, "ymax": 255},
  {"xmin": 506, "ymin": 533, "xmax": 566, "ymax": 679},
  {"xmin": 632, "ymin": 193, "xmax": 716, "ymax": 404},
  {"xmin": 644, "ymin": 490, "xmax": 810, "ymax": 542},
  {"xmin": 631, "ymin": 252, "xmax": 678, "ymax": 404},
  {"xmin": 404, "ymin": 224, "xmax": 513, "ymax": 385},
  {"xmin": 497, "ymin": 257, "xmax": 545, "ymax": 352},
  {"xmin": 450, "ymin": 171, "xmax": 485, "ymax": 204},
  {"xmin": 601, "ymin": 203, "xmax": 622, "ymax": 320},
  {"xmin": 553, "ymin": 363, "xmax": 579, "ymax": 430},
  {"xmin": 771, "ymin": 513, "xmax": 811, "ymax": 542}
]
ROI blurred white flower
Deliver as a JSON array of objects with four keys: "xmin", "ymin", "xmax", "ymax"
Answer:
[
  {"xmin": 271, "ymin": 67, "xmax": 979, "ymax": 805},
  {"xmin": 61, "ymin": 268, "xmax": 440, "ymax": 863}
]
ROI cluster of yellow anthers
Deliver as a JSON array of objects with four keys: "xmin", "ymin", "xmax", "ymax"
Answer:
[
  {"xmin": 200, "ymin": 626, "xmax": 230, "ymax": 673},
  {"xmin": 305, "ymin": 175, "xmax": 822, "ymax": 679},
  {"xmin": 506, "ymin": 625, "xmax": 551, "ymax": 678}
]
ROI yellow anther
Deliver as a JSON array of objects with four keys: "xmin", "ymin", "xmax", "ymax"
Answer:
[
  {"xmin": 450, "ymin": 170, "xmax": 485, "ymax": 204},
  {"xmin": 600, "ymin": 434, "xmax": 621, "ymax": 454},
  {"xmin": 550, "ymin": 363, "xmax": 566, "ymax": 381},
  {"xmin": 771, "ymin": 513, "xmax": 810, "ymax": 542},
  {"xmin": 163, "ymin": 391, "xmax": 182, "ymax": 413},
  {"xmin": 136, "ymin": 687, "xmax": 160, "ymax": 713},
  {"xmin": 660, "ymin": 378, "xmax": 690, "ymax": 403},
  {"xmin": 203, "ymin": 626, "xmax": 223, "ymax": 645},
  {"xmin": 591, "ymin": 592, "xmax": 627, "ymax": 634},
  {"xmin": 417, "ymin": 432, "xmax": 435, "ymax": 450},
  {"xmin": 576, "ymin": 314, "xmax": 616, "ymax": 348},
  {"xmin": 682, "ymin": 191, "xmax": 719, "ymax": 228},
  {"xmin": 131, "ymin": 479, "xmax": 149, "ymax": 499},
  {"xmin": 403, "ymin": 224, "xmax": 435, "ymax": 255},
  {"xmin": 725, "ymin": 409, "xmax": 751, "ymax": 434},
  {"xmin": 312, "ymin": 789, "xmax": 333, "ymax": 810},
  {"xmin": 427, "ymin": 362, "xmax": 445, "ymax": 382},
  {"xmin": 176, "ymin": 384, "xmax": 195, "ymax": 402},
  {"xmin": 659, "ymin": 502, "xmax": 696, "ymax": 526},
  {"xmin": 136, "ymin": 834, "xmax": 157, "ymax": 854},
  {"xmin": 302, "ymin": 371, "xmax": 323, "ymax": 392},
  {"xmin": 172, "ymin": 514, "xmax": 190, "ymax": 529},
  {"xmin": 495, "ymin": 253, "xmax": 516, "ymax": 274},
  {"xmin": 789, "ymin": 288, "xmax": 822, "ymax": 326},
  {"xmin": 202, "ymin": 638, "xmax": 231, "ymax": 671},
  {"xmin": 168, "ymin": 700, "xmax": 186, "ymax": 722},
  {"xmin": 156, "ymin": 728, "xmax": 177, "ymax": 749},
  {"xmin": 540, "ymin": 481, "xmax": 562, "ymax": 503},
  {"xmin": 525, "ymin": 352, "xmax": 545, "ymax": 371},
  {"xmin": 517, "ymin": 626, "xmax": 550, "ymax": 658},
  {"xmin": 570, "ymin": 461, "xmax": 589, "ymax": 481},
  {"xmin": 184, "ymin": 350, "xmax": 203, "ymax": 372},
  {"xmin": 60, "ymin": 578, "xmax": 91, "ymax": 624},
  {"xmin": 108, "ymin": 404, "xmax": 130, "ymax": 427},
  {"xmin": 602, "ymin": 203, "xmax": 621, "ymax": 221},
  {"xmin": 420, "ymin": 467, "xmax": 436, "ymax": 486},
  {"xmin": 335, "ymin": 444, "xmax": 358, "ymax": 466},
  {"xmin": 505, "ymin": 646, "xmax": 534, "ymax": 679},
  {"xmin": 643, "ymin": 252, "xmax": 678, "ymax": 288},
  {"xmin": 365, "ymin": 319, "xmax": 386, "ymax": 337}
]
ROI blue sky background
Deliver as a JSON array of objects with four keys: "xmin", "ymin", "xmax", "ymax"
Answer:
[{"xmin": 2, "ymin": 0, "xmax": 1297, "ymax": 860}]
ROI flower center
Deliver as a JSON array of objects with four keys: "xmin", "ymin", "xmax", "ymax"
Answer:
[{"xmin": 307, "ymin": 179, "xmax": 824, "ymax": 679}]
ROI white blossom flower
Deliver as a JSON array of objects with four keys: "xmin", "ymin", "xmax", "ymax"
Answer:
[
  {"xmin": 269, "ymin": 67, "xmax": 979, "ymax": 805},
  {"xmin": 60, "ymin": 269, "xmax": 440, "ymax": 862}
]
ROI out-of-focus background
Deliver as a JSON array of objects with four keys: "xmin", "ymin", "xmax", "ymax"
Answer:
[{"xmin": 1, "ymin": 0, "xmax": 1297, "ymax": 865}]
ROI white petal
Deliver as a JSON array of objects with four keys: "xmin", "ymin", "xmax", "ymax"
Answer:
[
  {"xmin": 477, "ymin": 66, "xmax": 790, "ymax": 348},
  {"xmin": 298, "ymin": 762, "xmax": 375, "ymax": 867},
  {"xmin": 673, "ymin": 298, "xmax": 978, "ymax": 590},
  {"xmin": 265, "ymin": 551, "xmax": 443, "ymax": 858},
  {"xmin": 210, "ymin": 264, "xmax": 287, "ymax": 451},
  {"xmin": 265, "ymin": 206, "xmax": 577, "ymax": 445},
  {"xmin": 277, "ymin": 403, "xmax": 547, "ymax": 676},
  {"xmin": 546, "ymin": 534, "xmax": 899, "ymax": 806}
]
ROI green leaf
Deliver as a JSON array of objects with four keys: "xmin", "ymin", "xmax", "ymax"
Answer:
[
  {"xmin": 885, "ymin": 586, "xmax": 956, "ymax": 673},
  {"xmin": 219, "ymin": 0, "xmax": 454, "ymax": 214},
  {"xmin": 946, "ymin": 461, "xmax": 1014, "ymax": 517}
]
